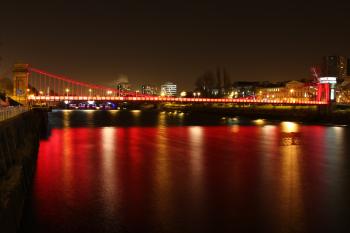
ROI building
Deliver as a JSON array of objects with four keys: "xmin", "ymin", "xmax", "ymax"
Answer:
[
  {"xmin": 285, "ymin": 81, "xmax": 316, "ymax": 100},
  {"xmin": 256, "ymin": 86, "xmax": 285, "ymax": 101},
  {"xmin": 322, "ymin": 56, "xmax": 347, "ymax": 79},
  {"xmin": 160, "ymin": 82, "xmax": 177, "ymax": 96},
  {"xmin": 141, "ymin": 85, "xmax": 158, "ymax": 95},
  {"xmin": 337, "ymin": 78, "xmax": 350, "ymax": 103},
  {"xmin": 256, "ymin": 81, "xmax": 316, "ymax": 101},
  {"xmin": 116, "ymin": 82, "xmax": 131, "ymax": 91}
]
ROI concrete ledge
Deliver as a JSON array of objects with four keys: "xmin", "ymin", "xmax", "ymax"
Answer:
[{"xmin": 0, "ymin": 110, "xmax": 46, "ymax": 233}]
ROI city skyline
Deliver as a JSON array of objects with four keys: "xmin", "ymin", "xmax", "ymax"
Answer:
[
  {"xmin": 1, "ymin": 1, "xmax": 350, "ymax": 90},
  {"xmin": 2, "ymin": 2, "xmax": 350, "ymax": 233}
]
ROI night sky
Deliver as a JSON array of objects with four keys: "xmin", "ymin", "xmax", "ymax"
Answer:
[{"xmin": 1, "ymin": 1, "xmax": 350, "ymax": 90}]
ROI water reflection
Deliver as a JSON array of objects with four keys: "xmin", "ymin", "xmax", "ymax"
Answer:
[
  {"xmin": 231, "ymin": 125, "xmax": 240, "ymax": 133},
  {"xmin": 260, "ymin": 125, "xmax": 278, "ymax": 156},
  {"xmin": 21, "ymin": 111, "xmax": 350, "ymax": 233},
  {"xmin": 154, "ymin": 119, "xmax": 171, "ymax": 230},
  {"xmin": 281, "ymin": 121, "xmax": 300, "ymax": 133},
  {"xmin": 189, "ymin": 126, "xmax": 204, "ymax": 194},
  {"xmin": 253, "ymin": 119, "xmax": 266, "ymax": 126},
  {"xmin": 280, "ymin": 122, "xmax": 301, "ymax": 146},
  {"xmin": 279, "ymin": 136, "xmax": 304, "ymax": 232},
  {"xmin": 62, "ymin": 128, "xmax": 73, "ymax": 201},
  {"xmin": 101, "ymin": 127, "xmax": 117, "ymax": 216},
  {"xmin": 62, "ymin": 110, "xmax": 71, "ymax": 128}
]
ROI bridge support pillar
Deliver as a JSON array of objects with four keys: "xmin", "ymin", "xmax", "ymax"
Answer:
[
  {"xmin": 318, "ymin": 102, "xmax": 334, "ymax": 117},
  {"xmin": 13, "ymin": 64, "xmax": 30, "ymax": 104}
]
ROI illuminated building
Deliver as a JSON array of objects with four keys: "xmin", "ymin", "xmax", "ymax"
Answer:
[
  {"xmin": 116, "ymin": 82, "xmax": 131, "ymax": 91},
  {"xmin": 337, "ymin": 78, "xmax": 350, "ymax": 103},
  {"xmin": 141, "ymin": 85, "xmax": 158, "ymax": 95},
  {"xmin": 256, "ymin": 86, "xmax": 285, "ymax": 100},
  {"xmin": 160, "ymin": 82, "xmax": 177, "ymax": 96},
  {"xmin": 256, "ymin": 81, "xmax": 316, "ymax": 101}
]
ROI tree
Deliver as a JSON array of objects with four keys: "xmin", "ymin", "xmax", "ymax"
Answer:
[
  {"xmin": 0, "ymin": 77, "xmax": 13, "ymax": 95},
  {"xmin": 223, "ymin": 68, "xmax": 231, "ymax": 89},
  {"xmin": 216, "ymin": 67, "xmax": 222, "ymax": 90},
  {"xmin": 195, "ymin": 71, "xmax": 215, "ymax": 97}
]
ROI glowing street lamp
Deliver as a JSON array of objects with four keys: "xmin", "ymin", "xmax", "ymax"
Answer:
[
  {"xmin": 180, "ymin": 91, "xmax": 187, "ymax": 97},
  {"xmin": 193, "ymin": 92, "xmax": 201, "ymax": 98},
  {"xmin": 65, "ymin": 88, "xmax": 70, "ymax": 97}
]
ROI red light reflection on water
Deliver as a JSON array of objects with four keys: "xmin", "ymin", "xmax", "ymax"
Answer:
[{"xmin": 26, "ymin": 124, "xmax": 349, "ymax": 233}]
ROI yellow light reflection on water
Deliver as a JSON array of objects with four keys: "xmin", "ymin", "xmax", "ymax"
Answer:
[
  {"xmin": 154, "ymin": 117, "xmax": 171, "ymax": 222},
  {"xmin": 109, "ymin": 110, "xmax": 120, "ymax": 116},
  {"xmin": 158, "ymin": 111, "xmax": 166, "ymax": 127},
  {"xmin": 253, "ymin": 119, "xmax": 265, "ymax": 125},
  {"xmin": 278, "ymin": 142, "xmax": 304, "ymax": 231},
  {"xmin": 188, "ymin": 126, "xmax": 205, "ymax": 210},
  {"xmin": 189, "ymin": 126, "xmax": 204, "ymax": 174},
  {"xmin": 131, "ymin": 110, "xmax": 141, "ymax": 113},
  {"xmin": 281, "ymin": 122, "xmax": 300, "ymax": 133},
  {"xmin": 101, "ymin": 127, "xmax": 118, "ymax": 215},
  {"xmin": 85, "ymin": 109, "xmax": 94, "ymax": 123},
  {"xmin": 62, "ymin": 110, "xmax": 72, "ymax": 128}
]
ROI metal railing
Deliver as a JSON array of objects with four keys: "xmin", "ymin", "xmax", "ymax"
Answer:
[{"xmin": 0, "ymin": 106, "xmax": 29, "ymax": 122}]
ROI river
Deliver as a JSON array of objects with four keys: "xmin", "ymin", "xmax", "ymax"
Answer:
[{"xmin": 20, "ymin": 110, "xmax": 350, "ymax": 233}]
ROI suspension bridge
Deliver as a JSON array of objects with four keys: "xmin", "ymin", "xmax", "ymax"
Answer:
[{"xmin": 12, "ymin": 64, "xmax": 330, "ymax": 106}]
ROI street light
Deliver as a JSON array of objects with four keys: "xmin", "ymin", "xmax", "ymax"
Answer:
[
  {"xmin": 89, "ymin": 89, "xmax": 92, "ymax": 97},
  {"xmin": 193, "ymin": 92, "xmax": 201, "ymax": 98},
  {"xmin": 116, "ymin": 84, "xmax": 122, "ymax": 97},
  {"xmin": 65, "ymin": 88, "xmax": 70, "ymax": 97}
]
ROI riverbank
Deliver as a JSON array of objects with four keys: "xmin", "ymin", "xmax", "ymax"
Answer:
[{"xmin": 0, "ymin": 110, "xmax": 47, "ymax": 233}]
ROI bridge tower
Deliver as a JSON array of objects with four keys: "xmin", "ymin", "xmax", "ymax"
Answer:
[
  {"xmin": 317, "ymin": 77, "xmax": 337, "ymax": 115},
  {"xmin": 317, "ymin": 77, "xmax": 337, "ymax": 102},
  {"xmin": 13, "ymin": 64, "xmax": 30, "ymax": 103},
  {"xmin": 311, "ymin": 67, "xmax": 336, "ymax": 105}
]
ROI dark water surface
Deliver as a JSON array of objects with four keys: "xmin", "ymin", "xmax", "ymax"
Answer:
[{"xmin": 21, "ymin": 110, "xmax": 350, "ymax": 233}]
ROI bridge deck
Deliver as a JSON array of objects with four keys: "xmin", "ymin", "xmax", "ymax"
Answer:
[{"xmin": 28, "ymin": 96, "xmax": 328, "ymax": 105}]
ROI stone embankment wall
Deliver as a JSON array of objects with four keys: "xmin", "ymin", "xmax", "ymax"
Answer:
[{"xmin": 0, "ymin": 110, "xmax": 47, "ymax": 233}]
